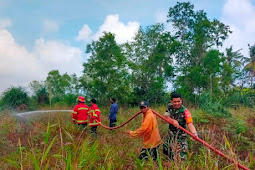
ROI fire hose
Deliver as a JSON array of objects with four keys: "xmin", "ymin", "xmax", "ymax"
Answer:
[
  {"xmin": 97, "ymin": 111, "xmax": 141, "ymax": 129},
  {"xmin": 92, "ymin": 109, "xmax": 249, "ymax": 170},
  {"xmin": 151, "ymin": 110, "xmax": 249, "ymax": 170}
]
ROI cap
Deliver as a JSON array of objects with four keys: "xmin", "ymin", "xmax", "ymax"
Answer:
[{"xmin": 139, "ymin": 101, "xmax": 149, "ymax": 108}]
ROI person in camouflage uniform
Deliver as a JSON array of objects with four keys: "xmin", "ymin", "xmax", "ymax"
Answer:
[{"xmin": 163, "ymin": 92, "xmax": 198, "ymax": 161}]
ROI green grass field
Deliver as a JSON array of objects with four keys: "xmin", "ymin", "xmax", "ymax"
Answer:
[{"xmin": 0, "ymin": 106, "xmax": 254, "ymax": 169}]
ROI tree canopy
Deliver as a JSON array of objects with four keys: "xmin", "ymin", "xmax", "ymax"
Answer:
[{"xmin": 0, "ymin": 2, "xmax": 254, "ymax": 110}]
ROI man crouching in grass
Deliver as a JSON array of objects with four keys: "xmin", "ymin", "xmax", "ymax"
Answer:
[{"xmin": 127, "ymin": 101, "xmax": 161, "ymax": 161}]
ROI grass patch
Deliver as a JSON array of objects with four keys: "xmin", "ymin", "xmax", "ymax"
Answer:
[{"xmin": 0, "ymin": 106, "xmax": 253, "ymax": 169}]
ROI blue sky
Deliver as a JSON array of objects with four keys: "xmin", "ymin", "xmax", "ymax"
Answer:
[
  {"xmin": 0, "ymin": 0, "xmax": 255, "ymax": 95},
  {"xmin": 0, "ymin": 0, "xmax": 223, "ymax": 48}
]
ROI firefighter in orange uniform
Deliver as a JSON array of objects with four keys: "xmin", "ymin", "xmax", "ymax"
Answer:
[
  {"xmin": 88, "ymin": 98, "xmax": 101, "ymax": 136},
  {"xmin": 127, "ymin": 101, "xmax": 162, "ymax": 160},
  {"xmin": 72, "ymin": 96, "xmax": 89, "ymax": 129}
]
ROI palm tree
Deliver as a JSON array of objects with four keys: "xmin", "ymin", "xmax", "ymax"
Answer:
[
  {"xmin": 225, "ymin": 45, "xmax": 243, "ymax": 67},
  {"xmin": 243, "ymin": 44, "xmax": 255, "ymax": 87},
  {"xmin": 222, "ymin": 46, "xmax": 243, "ymax": 87}
]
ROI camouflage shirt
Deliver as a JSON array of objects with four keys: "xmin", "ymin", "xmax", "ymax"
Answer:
[{"xmin": 164, "ymin": 104, "xmax": 193, "ymax": 137}]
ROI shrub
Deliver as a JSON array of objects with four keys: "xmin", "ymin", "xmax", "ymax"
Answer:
[
  {"xmin": 198, "ymin": 92, "xmax": 230, "ymax": 117},
  {"xmin": 224, "ymin": 88, "xmax": 255, "ymax": 108},
  {"xmin": 62, "ymin": 94, "xmax": 78, "ymax": 106},
  {"xmin": 0, "ymin": 86, "xmax": 30, "ymax": 110}
]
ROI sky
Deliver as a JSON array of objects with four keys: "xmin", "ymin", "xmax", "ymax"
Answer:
[{"xmin": 0, "ymin": 0, "xmax": 255, "ymax": 95}]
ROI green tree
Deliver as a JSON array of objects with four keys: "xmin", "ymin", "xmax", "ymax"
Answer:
[
  {"xmin": 220, "ymin": 46, "xmax": 243, "ymax": 93},
  {"xmin": 29, "ymin": 80, "xmax": 44, "ymax": 96},
  {"xmin": 83, "ymin": 32, "xmax": 131, "ymax": 104},
  {"xmin": 46, "ymin": 70, "xmax": 63, "ymax": 104},
  {"xmin": 203, "ymin": 50, "xmax": 221, "ymax": 99},
  {"xmin": 0, "ymin": 86, "xmax": 29, "ymax": 109},
  {"xmin": 244, "ymin": 44, "xmax": 255, "ymax": 87},
  {"xmin": 29, "ymin": 80, "xmax": 49, "ymax": 105},
  {"xmin": 175, "ymin": 50, "xmax": 221, "ymax": 101},
  {"xmin": 225, "ymin": 46, "xmax": 243, "ymax": 69},
  {"xmin": 168, "ymin": 2, "xmax": 231, "ymax": 100},
  {"xmin": 79, "ymin": 74, "xmax": 92, "ymax": 96},
  {"xmin": 125, "ymin": 24, "xmax": 178, "ymax": 103},
  {"xmin": 45, "ymin": 70, "xmax": 78, "ymax": 105},
  {"xmin": 68, "ymin": 74, "xmax": 81, "ymax": 94},
  {"xmin": 35, "ymin": 87, "xmax": 49, "ymax": 104}
]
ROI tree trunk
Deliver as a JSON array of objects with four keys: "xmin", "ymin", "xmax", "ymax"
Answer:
[
  {"xmin": 210, "ymin": 74, "xmax": 212, "ymax": 102},
  {"xmin": 251, "ymin": 72, "xmax": 253, "ymax": 87},
  {"xmin": 49, "ymin": 86, "xmax": 52, "ymax": 108}
]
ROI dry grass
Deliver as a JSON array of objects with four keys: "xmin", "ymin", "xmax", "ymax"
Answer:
[{"xmin": 0, "ymin": 106, "xmax": 253, "ymax": 169}]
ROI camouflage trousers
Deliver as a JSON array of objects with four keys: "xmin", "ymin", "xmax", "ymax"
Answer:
[{"xmin": 163, "ymin": 133, "xmax": 188, "ymax": 161}]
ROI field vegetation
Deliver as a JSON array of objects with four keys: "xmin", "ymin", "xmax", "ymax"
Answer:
[{"xmin": 0, "ymin": 106, "xmax": 254, "ymax": 169}]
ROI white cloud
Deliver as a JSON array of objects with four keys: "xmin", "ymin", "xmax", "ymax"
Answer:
[
  {"xmin": 94, "ymin": 14, "xmax": 139, "ymax": 43},
  {"xmin": 0, "ymin": 30, "xmax": 39, "ymax": 76},
  {"xmin": 221, "ymin": 0, "xmax": 255, "ymax": 57},
  {"xmin": 43, "ymin": 19, "xmax": 59, "ymax": 33},
  {"xmin": 0, "ymin": 28, "xmax": 83, "ymax": 95},
  {"xmin": 0, "ymin": 14, "xmax": 140, "ymax": 95},
  {"xmin": 0, "ymin": 18, "xmax": 11, "ymax": 28},
  {"xmin": 77, "ymin": 14, "xmax": 140, "ymax": 44},
  {"xmin": 0, "ymin": 28, "xmax": 41, "ymax": 94},
  {"xmin": 75, "ymin": 24, "xmax": 92, "ymax": 42},
  {"xmin": 34, "ymin": 38, "xmax": 83, "ymax": 76}
]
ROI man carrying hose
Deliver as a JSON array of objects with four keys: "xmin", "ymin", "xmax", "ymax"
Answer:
[
  {"xmin": 126, "ymin": 101, "xmax": 162, "ymax": 161},
  {"xmin": 163, "ymin": 92, "xmax": 198, "ymax": 161}
]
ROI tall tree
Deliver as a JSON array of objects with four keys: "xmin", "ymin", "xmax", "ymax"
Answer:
[
  {"xmin": 83, "ymin": 32, "xmax": 131, "ymax": 104},
  {"xmin": 125, "ymin": 23, "xmax": 178, "ymax": 103},
  {"xmin": 46, "ymin": 70, "xmax": 63, "ymax": 104},
  {"xmin": 67, "ymin": 74, "xmax": 80, "ymax": 94},
  {"xmin": 167, "ymin": 2, "xmax": 231, "ymax": 99},
  {"xmin": 244, "ymin": 44, "xmax": 255, "ymax": 87},
  {"xmin": 203, "ymin": 50, "xmax": 221, "ymax": 99},
  {"xmin": 225, "ymin": 46, "xmax": 243, "ymax": 67},
  {"xmin": 29, "ymin": 80, "xmax": 49, "ymax": 104},
  {"xmin": 45, "ymin": 70, "xmax": 76, "ymax": 104},
  {"xmin": 220, "ymin": 46, "xmax": 243, "ymax": 93}
]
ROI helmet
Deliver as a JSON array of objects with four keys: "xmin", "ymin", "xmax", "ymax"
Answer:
[{"xmin": 77, "ymin": 96, "xmax": 85, "ymax": 103}]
